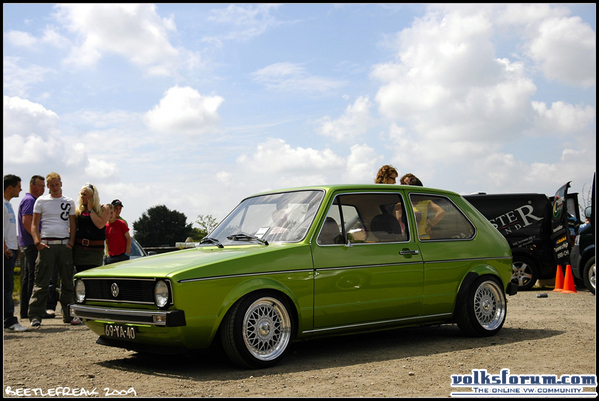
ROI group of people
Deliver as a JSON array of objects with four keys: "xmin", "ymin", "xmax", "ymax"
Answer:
[
  {"xmin": 374, "ymin": 165, "xmax": 446, "ymax": 240},
  {"xmin": 4, "ymin": 173, "xmax": 131, "ymax": 332},
  {"xmin": 374, "ymin": 165, "xmax": 423, "ymax": 186}
]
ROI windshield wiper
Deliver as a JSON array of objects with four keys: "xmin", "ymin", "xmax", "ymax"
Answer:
[
  {"xmin": 226, "ymin": 233, "xmax": 269, "ymax": 246},
  {"xmin": 199, "ymin": 237, "xmax": 224, "ymax": 248}
]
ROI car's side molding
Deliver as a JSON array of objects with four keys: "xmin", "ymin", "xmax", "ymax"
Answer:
[
  {"xmin": 176, "ymin": 256, "xmax": 510, "ymax": 283},
  {"xmin": 302, "ymin": 312, "xmax": 452, "ymax": 335}
]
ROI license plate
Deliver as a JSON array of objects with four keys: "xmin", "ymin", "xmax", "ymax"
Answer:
[{"xmin": 104, "ymin": 324, "xmax": 136, "ymax": 341}]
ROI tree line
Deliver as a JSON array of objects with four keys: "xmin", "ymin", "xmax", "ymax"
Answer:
[{"xmin": 132, "ymin": 205, "xmax": 218, "ymax": 247}]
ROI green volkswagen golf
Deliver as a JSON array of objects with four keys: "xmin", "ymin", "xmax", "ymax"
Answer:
[{"xmin": 70, "ymin": 184, "xmax": 517, "ymax": 368}]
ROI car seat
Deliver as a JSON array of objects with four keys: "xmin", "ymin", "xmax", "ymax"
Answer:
[{"xmin": 370, "ymin": 213, "xmax": 404, "ymax": 242}]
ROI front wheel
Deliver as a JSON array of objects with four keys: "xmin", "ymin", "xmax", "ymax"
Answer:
[
  {"xmin": 456, "ymin": 276, "xmax": 507, "ymax": 337},
  {"xmin": 583, "ymin": 256, "xmax": 595, "ymax": 295},
  {"xmin": 511, "ymin": 256, "xmax": 538, "ymax": 291},
  {"xmin": 220, "ymin": 293, "xmax": 293, "ymax": 369}
]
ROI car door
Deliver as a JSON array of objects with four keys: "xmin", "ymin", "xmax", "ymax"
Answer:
[
  {"xmin": 407, "ymin": 192, "xmax": 479, "ymax": 315},
  {"xmin": 311, "ymin": 191, "xmax": 424, "ymax": 328}
]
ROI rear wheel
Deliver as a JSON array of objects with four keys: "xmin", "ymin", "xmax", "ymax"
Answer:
[
  {"xmin": 583, "ymin": 256, "xmax": 595, "ymax": 295},
  {"xmin": 456, "ymin": 276, "xmax": 507, "ymax": 337},
  {"xmin": 220, "ymin": 292, "xmax": 293, "ymax": 369},
  {"xmin": 511, "ymin": 256, "xmax": 538, "ymax": 291}
]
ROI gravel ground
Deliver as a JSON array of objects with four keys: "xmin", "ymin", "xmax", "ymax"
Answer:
[{"xmin": 3, "ymin": 285, "xmax": 596, "ymax": 398}]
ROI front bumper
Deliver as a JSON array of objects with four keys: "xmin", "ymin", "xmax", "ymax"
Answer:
[
  {"xmin": 69, "ymin": 304, "xmax": 186, "ymax": 327},
  {"xmin": 506, "ymin": 281, "xmax": 518, "ymax": 296}
]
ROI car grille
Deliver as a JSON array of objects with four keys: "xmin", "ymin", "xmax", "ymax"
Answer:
[{"xmin": 81, "ymin": 278, "xmax": 159, "ymax": 305}]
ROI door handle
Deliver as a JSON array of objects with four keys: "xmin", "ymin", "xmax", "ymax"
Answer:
[{"xmin": 399, "ymin": 249, "xmax": 419, "ymax": 255}]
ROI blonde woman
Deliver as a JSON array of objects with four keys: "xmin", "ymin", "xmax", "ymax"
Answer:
[{"xmin": 73, "ymin": 183, "xmax": 110, "ymax": 272}]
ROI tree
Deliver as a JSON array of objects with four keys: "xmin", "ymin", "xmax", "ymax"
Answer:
[
  {"xmin": 195, "ymin": 214, "xmax": 219, "ymax": 238},
  {"xmin": 133, "ymin": 205, "xmax": 193, "ymax": 247}
]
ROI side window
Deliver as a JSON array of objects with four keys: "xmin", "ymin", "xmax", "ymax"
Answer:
[
  {"xmin": 317, "ymin": 193, "xmax": 409, "ymax": 245},
  {"xmin": 409, "ymin": 194, "xmax": 475, "ymax": 240}
]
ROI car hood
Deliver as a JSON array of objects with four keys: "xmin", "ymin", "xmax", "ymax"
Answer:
[{"xmin": 75, "ymin": 244, "xmax": 310, "ymax": 280}]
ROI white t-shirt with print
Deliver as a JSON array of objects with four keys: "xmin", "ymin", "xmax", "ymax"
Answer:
[{"xmin": 33, "ymin": 194, "xmax": 76, "ymax": 239}]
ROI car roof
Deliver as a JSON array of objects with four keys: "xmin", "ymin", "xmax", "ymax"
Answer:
[{"xmin": 248, "ymin": 184, "xmax": 461, "ymax": 198}]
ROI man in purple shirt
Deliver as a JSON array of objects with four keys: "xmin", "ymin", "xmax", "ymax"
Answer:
[{"xmin": 17, "ymin": 175, "xmax": 45, "ymax": 319}]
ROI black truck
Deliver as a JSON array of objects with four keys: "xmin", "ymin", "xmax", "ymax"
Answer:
[{"xmin": 464, "ymin": 183, "xmax": 580, "ymax": 291}]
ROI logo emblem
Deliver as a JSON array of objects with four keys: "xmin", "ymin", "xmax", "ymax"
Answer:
[{"xmin": 110, "ymin": 283, "xmax": 120, "ymax": 298}]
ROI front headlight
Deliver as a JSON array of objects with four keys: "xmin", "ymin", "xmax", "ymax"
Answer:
[
  {"xmin": 154, "ymin": 280, "xmax": 170, "ymax": 308},
  {"xmin": 75, "ymin": 279, "xmax": 86, "ymax": 303}
]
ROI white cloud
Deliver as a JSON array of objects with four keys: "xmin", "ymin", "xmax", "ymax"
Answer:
[
  {"xmin": 343, "ymin": 144, "xmax": 384, "ymax": 184},
  {"xmin": 237, "ymin": 138, "xmax": 346, "ymax": 174},
  {"xmin": 368, "ymin": 4, "xmax": 595, "ymax": 198},
  {"xmin": 493, "ymin": 3, "xmax": 569, "ymax": 26},
  {"xmin": 2, "ymin": 96, "xmax": 83, "ymax": 170},
  {"xmin": 41, "ymin": 27, "xmax": 71, "ymax": 48},
  {"xmin": 3, "ymin": 96, "xmax": 60, "ymax": 140},
  {"xmin": 5, "ymin": 27, "xmax": 70, "ymax": 49},
  {"xmin": 3, "ymin": 57, "xmax": 53, "ymax": 98},
  {"xmin": 251, "ymin": 62, "xmax": 347, "ymax": 94},
  {"xmin": 315, "ymin": 96, "xmax": 372, "ymax": 142},
  {"xmin": 144, "ymin": 86, "xmax": 224, "ymax": 136},
  {"xmin": 231, "ymin": 139, "xmax": 384, "ymax": 191},
  {"xmin": 372, "ymin": 10, "xmax": 539, "ymax": 142},
  {"xmin": 205, "ymin": 3, "xmax": 281, "ymax": 43},
  {"xmin": 5, "ymin": 30, "xmax": 38, "ymax": 47},
  {"xmin": 85, "ymin": 158, "xmax": 119, "ymax": 178},
  {"xmin": 531, "ymin": 101, "xmax": 596, "ymax": 135},
  {"xmin": 526, "ymin": 16, "xmax": 596, "ymax": 87},
  {"xmin": 54, "ymin": 4, "xmax": 184, "ymax": 76}
]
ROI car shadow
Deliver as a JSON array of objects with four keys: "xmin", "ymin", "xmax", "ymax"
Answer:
[{"xmin": 95, "ymin": 324, "xmax": 564, "ymax": 381}]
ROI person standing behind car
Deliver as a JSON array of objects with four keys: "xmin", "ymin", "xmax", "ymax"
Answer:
[
  {"xmin": 401, "ymin": 174, "xmax": 445, "ymax": 239},
  {"xmin": 111, "ymin": 199, "xmax": 128, "ymax": 227},
  {"xmin": 17, "ymin": 175, "xmax": 46, "ymax": 320},
  {"xmin": 28, "ymin": 172, "xmax": 77, "ymax": 328},
  {"xmin": 105, "ymin": 204, "xmax": 131, "ymax": 264},
  {"xmin": 73, "ymin": 183, "xmax": 110, "ymax": 272},
  {"xmin": 4, "ymin": 174, "xmax": 28, "ymax": 332},
  {"xmin": 400, "ymin": 173, "xmax": 417, "ymax": 185},
  {"xmin": 374, "ymin": 165, "xmax": 399, "ymax": 184}
]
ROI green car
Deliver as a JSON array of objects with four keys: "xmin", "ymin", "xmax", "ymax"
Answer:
[{"xmin": 70, "ymin": 185, "xmax": 517, "ymax": 368}]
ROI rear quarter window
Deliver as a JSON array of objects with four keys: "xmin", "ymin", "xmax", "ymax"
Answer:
[{"xmin": 409, "ymin": 194, "xmax": 475, "ymax": 240}]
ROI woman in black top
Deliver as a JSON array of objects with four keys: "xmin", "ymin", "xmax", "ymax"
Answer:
[{"xmin": 73, "ymin": 183, "xmax": 110, "ymax": 272}]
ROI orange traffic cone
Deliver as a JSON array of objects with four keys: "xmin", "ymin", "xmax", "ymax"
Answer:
[
  {"xmin": 561, "ymin": 265, "xmax": 578, "ymax": 293},
  {"xmin": 553, "ymin": 265, "xmax": 564, "ymax": 292}
]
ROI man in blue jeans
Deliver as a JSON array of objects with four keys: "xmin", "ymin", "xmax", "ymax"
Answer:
[{"xmin": 4, "ymin": 174, "xmax": 28, "ymax": 332}]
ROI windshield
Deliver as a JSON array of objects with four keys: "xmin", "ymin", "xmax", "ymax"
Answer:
[{"xmin": 209, "ymin": 190, "xmax": 325, "ymax": 245}]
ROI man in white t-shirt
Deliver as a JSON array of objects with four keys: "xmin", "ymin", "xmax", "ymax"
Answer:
[
  {"xmin": 4, "ymin": 174, "xmax": 28, "ymax": 332},
  {"xmin": 28, "ymin": 172, "xmax": 78, "ymax": 328}
]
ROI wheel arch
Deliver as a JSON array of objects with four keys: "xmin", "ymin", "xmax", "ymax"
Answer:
[
  {"xmin": 580, "ymin": 245, "xmax": 596, "ymax": 271},
  {"xmin": 215, "ymin": 279, "xmax": 301, "ymax": 339},
  {"xmin": 453, "ymin": 266, "xmax": 505, "ymax": 319}
]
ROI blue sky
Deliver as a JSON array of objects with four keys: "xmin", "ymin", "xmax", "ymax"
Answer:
[{"xmin": 3, "ymin": 4, "xmax": 596, "ymax": 236}]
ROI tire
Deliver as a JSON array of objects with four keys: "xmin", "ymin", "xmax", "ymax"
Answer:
[
  {"xmin": 583, "ymin": 256, "xmax": 596, "ymax": 295},
  {"xmin": 220, "ymin": 292, "xmax": 293, "ymax": 369},
  {"xmin": 456, "ymin": 276, "xmax": 507, "ymax": 337},
  {"xmin": 511, "ymin": 256, "xmax": 538, "ymax": 291}
]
